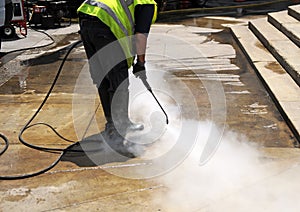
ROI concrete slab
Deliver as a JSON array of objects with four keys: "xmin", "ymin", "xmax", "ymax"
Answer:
[
  {"xmin": 0, "ymin": 161, "xmax": 162, "ymax": 211},
  {"xmin": 148, "ymin": 24, "xmax": 235, "ymax": 61}
]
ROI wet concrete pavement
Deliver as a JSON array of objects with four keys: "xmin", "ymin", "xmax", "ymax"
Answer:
[{"xmin": 1, "ymin": 15, "xmax": 300, "ymax": 211}]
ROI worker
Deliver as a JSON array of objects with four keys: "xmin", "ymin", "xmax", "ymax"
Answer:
[
  {"xmin": 77, "ymin": 0, "xmax": 157, "ymax": 149},
  {"xmin": 0, "ymin": 0, "xmax": 13, "ymax": 49}
]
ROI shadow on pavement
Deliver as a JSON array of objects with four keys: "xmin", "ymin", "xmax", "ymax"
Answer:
[{"xmin": 61, "ymin": 133, "xmax": 140, "ymax": 167}]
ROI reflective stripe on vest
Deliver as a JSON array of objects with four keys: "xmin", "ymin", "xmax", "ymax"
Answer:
[
  {"xmin": 119, "ymin": 0, "xmax": 134, "ymax": 34},
  {"xmin": 78, "ymin": 0, "xmax": 157, "ymax": 67},
  {"xmin": 83, "ymin": 0, "xmax": 129, "ymax": 36},
  {"xmin": 126, "ymin": 0, "xmax": 134, "ymax": 6}
]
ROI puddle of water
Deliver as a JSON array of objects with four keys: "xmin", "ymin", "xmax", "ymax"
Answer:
[
  {"xmin": 181, "ymin": 17, "xmax": 243, "ymax": 29},
  {"xmin": 255, "ymin": 40, "xmax": 269, "ymax": 52},
  {"xmin": 15, "ymin": 69, "xmax": 28, "ymax": 90}
]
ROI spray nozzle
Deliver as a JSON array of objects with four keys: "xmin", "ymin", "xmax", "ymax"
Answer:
[{"xmin": 139, "ymin": 76, "xmax": 169, "ymax": 125}]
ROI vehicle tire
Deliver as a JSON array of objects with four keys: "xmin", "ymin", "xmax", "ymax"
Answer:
[{"xmin": 0, "ymin": 25, "xmax": 16, "ymax": 39}]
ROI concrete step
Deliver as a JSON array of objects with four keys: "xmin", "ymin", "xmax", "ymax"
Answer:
[
  {"xmin": 268, "ymin": 10, "xmax": 300, "ymax": 47},
  {"xmin": 249, "ymin": 17, "xmax": 300, "ymax": 87},
  {"xmin": 230, "ymin": 25, "xmax": 300, "ymax": 142},
  {"xmin": 288, "ymin": 4, "xmax": 300, "ymax": 21}
]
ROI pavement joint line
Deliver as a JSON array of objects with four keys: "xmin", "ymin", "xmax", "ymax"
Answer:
[
  {"xmin": 41, "ymin": 184, "xmax": 164, "ymax": 212},
  {"xmin": 47, "ymin": 162, "xmax": 152, "ymax": 175}
]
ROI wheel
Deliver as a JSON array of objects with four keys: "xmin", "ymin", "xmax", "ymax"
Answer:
[{"xmin": 0, "ymin": 25, "xmax": 16, "ymax": 39}]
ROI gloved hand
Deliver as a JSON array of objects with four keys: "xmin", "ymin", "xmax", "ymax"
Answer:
[{"xmin": 133, "ymin": 61, "xmax": 147, "ymax": 79}]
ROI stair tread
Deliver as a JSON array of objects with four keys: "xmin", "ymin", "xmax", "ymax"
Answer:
[
  {"xmin": 288, "ymin": 4, "xmax": 300, "ymax": 21},
  {"xmin": 249, "ymin": 18, "xmax": 300, "ymax": 84},
  {"xmin": 269, "ymin": 10, "xmax": 299, "ymax": 24},
  {"xmin": 289, "ymin": 4, "xmax": 300, "ymax": 12},
  {"xmin": 268, "ymin": 10, "xmax": 300, "ymax": 47}
]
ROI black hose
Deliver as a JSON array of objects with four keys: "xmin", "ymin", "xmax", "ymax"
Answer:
[
  {"xmin": 1, "ymin": 27, "xmax": 56, "ymax": 56},
  {"xmin": 0, "ymin": 40, "xmax": 83, "ymax": 180},
  {"xmin": 18, "ymin": 40, "xmax": 83, "ymax": 153},
  {"xmin": 0, "ymin": 133, "xmax": 9, "ymax": 156}
]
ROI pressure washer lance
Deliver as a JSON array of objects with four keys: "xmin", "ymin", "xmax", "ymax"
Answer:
[{"xmin": 134, "ymin": 70, "xmax": 169, "ymax": 125}]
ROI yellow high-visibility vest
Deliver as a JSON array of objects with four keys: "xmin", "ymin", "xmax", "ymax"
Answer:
[{"xmin": 78, "ymin": 0, "xmax": 157, "ymax": 68}]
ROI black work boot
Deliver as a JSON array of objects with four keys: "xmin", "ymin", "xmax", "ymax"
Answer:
[
  {"xmin": 113, "ymin": 117, "xmax": 145, "ymax": 137},
  {"xmin": 102, "ymin": 122, "xmax": 135, "ymax": 158},
  {"xmin": 102, "ymin": 117, "xmax": 115, "ymax": 137},
  {"xmin": 125, "ymin": 120, "xmax": 144, "ymax": 132}
]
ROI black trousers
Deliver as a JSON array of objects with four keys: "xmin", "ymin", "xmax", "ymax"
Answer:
[{"xmin": 79, "ymin": 17, "xmax": 130, "ymax": 124}]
